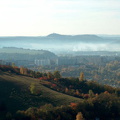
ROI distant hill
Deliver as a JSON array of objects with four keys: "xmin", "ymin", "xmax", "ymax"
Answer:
[
  {"xmin": 0, "ymin": 33, "xmax": 120, "ymax": 52},
  {"xmin": 0, "ymin": 47, "xmax": 57, "ymax": 61},
  {"xmin": 47, "ymin": 33, "xmax": 103, "ymax": 41},
  {"xmin": 0, "ymin": 33, "xmax": 105, "ymax": 43},
  {"xmin": 0, "ymin": 33, "xmax": 120, "ymax": 43},
  {"xmin": 0, "ymin": 47, "xmax": 56, "ymax": 56}
]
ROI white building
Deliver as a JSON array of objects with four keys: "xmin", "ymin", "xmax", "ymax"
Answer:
[{"xmin": 35, "ymin": 59, "xmax": 50, "ymax": 66}]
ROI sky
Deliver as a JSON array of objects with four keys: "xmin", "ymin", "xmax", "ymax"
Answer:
[{"xmin": 0, "ymin": 0, "xmax": 120, "ymax": 36}]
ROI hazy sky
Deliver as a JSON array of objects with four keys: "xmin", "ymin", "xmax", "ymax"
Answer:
[{"xmin": 0, "ymin": 0, "xmax": 120, "ymax": 36}]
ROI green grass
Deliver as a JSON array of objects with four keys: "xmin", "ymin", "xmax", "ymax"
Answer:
[{"xmin": 0, "ymin": 72, "xmax": 82, "ymax": 113}]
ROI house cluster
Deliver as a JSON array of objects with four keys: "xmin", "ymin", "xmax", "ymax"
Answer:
[
  {"xmin": 34, "ymin": 56, "xmax": 119, "ymax": 66},
  {"xmin": 0, "ymin": 55, "xmax": 119, "ymax": 67},
  {"xmin": 34, "ymin": 59, "xmax": 51, "ymax": 66}
]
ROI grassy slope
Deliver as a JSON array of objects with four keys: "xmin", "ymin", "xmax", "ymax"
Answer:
[{"xmin": 0, "ymin": 72, "xmax": 82, "ymax": 113}]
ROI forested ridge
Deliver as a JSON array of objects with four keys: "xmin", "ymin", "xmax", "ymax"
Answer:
[
  {"xmin": 0, "ymin": 64, "xmax": 120, "ymax": 120},
  {"xmin": 35, "ymin": 60, "xmax": 120, "ymax": 87}
]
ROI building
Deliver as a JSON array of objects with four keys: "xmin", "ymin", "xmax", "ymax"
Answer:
[{"xmin": 35, "ymin": 59, "xmax": 50, "ymax": 66}]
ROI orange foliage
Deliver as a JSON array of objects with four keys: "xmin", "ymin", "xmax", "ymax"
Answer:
[
  {"xmin": 70, "ymin": 103, "xmax": 77, "ymax": 109},
  {"xmin": 39, "ymin": 77, "xmax": 48, "ymax": 80},
  {"xmin": 52, "ymin": 84, "xmax": 57, "ymax": 88},
  {"xmin": 83, "ymin": 94, "xmax": 89, "ymax": 99},
  {"xmin": 104, "ymin": 91, "xmax": 109, "ymax": 94},
  {"xmin": 54, "ymin": 78, "xmax": 58, "ymax": 81}
]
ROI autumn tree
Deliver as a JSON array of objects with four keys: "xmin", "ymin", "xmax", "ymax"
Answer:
[
  {"xmin": 53, "ymin": 71, "xmax": 61, "ymax": 79},
  {"xmin": 79, "ymin": 72, "xmax": 84, "ymax": 81},
  {"xmin": 23, "ymin": 68, "xmax": 28, "ymax": 75},
  {"xmin": 65, "ymin": 87, "xmax": 69, "ymax": 93},
  {"xmin": 20, "ymin": 66, "xmax": 28, "ymax": 75},
  {"xmin": 76, "ymin": 89, "xmax": 80, "ymax": 96},
  {"xmin": 47, "ymin": 72, "xmax": 54, "ymax": 80},
  {"xmin": 89, "ymin": 89, "xmax": 94, "ymax": 98},
  {"xmin": 30, "ymin": 83, "xmax": 37, "ymax": 95},
  {"xmin": 20, "ymin": 66, "xmax": 24, "ymax": 74},
  {"xmin": 12, "ymin": 62, "xmax": 15, "ymax": 68},
  {"xmin": 76, "ymin": 112, "xmax": 84, "ymax": 120}
]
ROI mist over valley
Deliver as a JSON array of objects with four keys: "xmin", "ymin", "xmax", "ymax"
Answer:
[{"xmin": 0, "ymin": 33, "xmax": 120, "ymax": 54}]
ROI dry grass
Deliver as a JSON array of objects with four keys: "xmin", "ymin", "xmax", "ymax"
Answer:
[{"xmin": 0, "ymin": 72, "xmax": 82, "ymax": 112}]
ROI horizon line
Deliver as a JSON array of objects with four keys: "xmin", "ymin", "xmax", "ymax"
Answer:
[{"xmin": 0, "ymin": 33, "xmax": 120, "ymax": 37}]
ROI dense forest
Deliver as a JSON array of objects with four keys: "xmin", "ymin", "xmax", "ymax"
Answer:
[
  {"xmin": 32, "ymin": 60, "xmax": 120, "ymax": 88},
  {"xmin": 0, "ymin": 64, "xmax": 120, "ymax": 120}
]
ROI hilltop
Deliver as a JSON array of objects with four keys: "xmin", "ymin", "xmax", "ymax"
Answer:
[
  {"xmin": 0, "ymin": 47, "xmax": 56, "ymax": 56},
  {"xmin": 0, "ymin": 71, "xmax": 82, "ymax": 113},
  {"xmin": 47, "ymin": 33, "xmax": 103, "ymax": 42}
]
